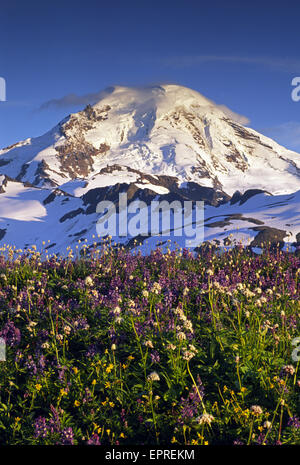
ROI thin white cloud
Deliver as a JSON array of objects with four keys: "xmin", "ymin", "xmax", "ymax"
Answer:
[
  {"xmin": 215, "ymin": 104, "xmax": 250, "ymax": 125},
  {"xmin": 38, "ymin": 87, "xmax": 115, "ymax": 111},
  {"xmin": 37, "ymin": 83, "xmax": 250, "ymax": 126},
  {"xmin": 162, "ymin": 55, "xmax": 300, "ymax": 73}
]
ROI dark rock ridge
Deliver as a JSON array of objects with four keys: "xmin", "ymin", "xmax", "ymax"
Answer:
[{"xmin": 250, "ymin": 226, "xmax": 287, "ymax": 249}]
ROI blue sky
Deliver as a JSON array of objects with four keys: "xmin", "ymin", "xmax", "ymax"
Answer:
[{"xmin": 1, "ymin": 0, "xmax": 300, "ymax": 150}]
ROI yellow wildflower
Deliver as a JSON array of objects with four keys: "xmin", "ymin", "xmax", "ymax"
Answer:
[
  {"xmin": 93, "ymin": 423, "xmax": 102, "ymax": 434},
  {"xmin": 106, "ymin": 364, "xmax": 114, "ymax": 374}
]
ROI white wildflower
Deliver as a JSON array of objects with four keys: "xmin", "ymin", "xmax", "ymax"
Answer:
[
  {"xmin": 167, "ymin": 343, "xmax": 176, "ymax": 351},
  {"xmin": 151, "ymin": 282, "xmax": 162, "ymax": 294},
  {"xmin": 144, "ymin": 340, "xmax": 154, "ymax": 349},
  {"xmin": 282, "ymin": 365, "xmax": 295, "ymax": 376},
  {"xmin": 182, "ymin": 350, "xmax": 195, "ymax": 361},
  {"xmin": 250, "ymin": 405, "xmax": 263, "ymax": 415},
  {"xmin": 147, "ymin": 371, "xmax": 160, "ymax": 382},
  {"xmin": 84, "ymin": 276, "xmax": 94, "ymax": 287},
  {"xmin": 63, "ymin": 326, "xmax": 71, "ymax": 335},
  {"xmin": 113, "ymin": 306, "xmax": 121, "ymax": 315},
  {"xmin": 177, "ymin": 332, "xmax": 186, "ymax": 341},
  {"xmin": 197, "ymin": 413, "xmax": 215, "ymax": 425}
]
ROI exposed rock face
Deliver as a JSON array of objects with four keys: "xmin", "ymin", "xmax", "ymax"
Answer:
[
  {"xmin": 250, "ymin": 227, "xmax": 287, "ymax": 249},
  {"xmin": 230, "ymin": 189, "xmax": 272, "ymax": 205},
  {"xmin": 0, "ymin": 229, "xmax": 6, "ymax": 240}
]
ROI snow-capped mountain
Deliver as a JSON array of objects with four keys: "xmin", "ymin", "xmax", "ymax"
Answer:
[
  {"xmin": 0, "ymin": 84, "xmax": 299, "ymax": 254},
  {"xmin": 2, "ymin": 84, "xmax": 300, "ymax": 195}
]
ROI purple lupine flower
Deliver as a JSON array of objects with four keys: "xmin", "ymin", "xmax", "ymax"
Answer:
[
  {"xmin": 0, "ymin": 320, "xmax": 21, "ymax": 347},
  {"xmin": 87, "ymin": 433, "xmax": 101, "ymax": 445},
  {"xmin": 288, "ymin": 416, "xmax": 300, "ymax": 429},
  {"xmin": 150, "ymin": 351, "xmax": 160, "ymax": 364},
  {"xmin": 48, "ymin": 405, "xmax": 61, "ymax": 433},
  {"xmin": 73, "ymin": 316, "xmax": 89, "ymax": 331},
  {"xmin": 178, "ymin": 375, "xmax": 205, "ymax": 424},
  {"xmin": 34, "ymin": 416, "xmax": 49, "ymax": 438},
  {"xmin": 82, "ymin": 387, "xmax": 92, "ymax": 404},
  {"xmin": 85, "ymin": 343, "xmax": 102, "ymax": 358},
  {"xmin": 37, "ymin": 354, "xmax": 46, "ymax": 373},
  {"xmin": 25, "ymin": 355, "xmax": 37, "ymax": 375},
  {"xmin": 256, "ymin": 433, "xmax": 266, "ymax": 445},
  {"xmin": 60, "ymin": 427, "xmax": 74, "ymax": 445},
  {"xmin": 58, "ymin": 365, "xmax": 67, "ymax": 383},
  {"xmin": 233, "ymin": 439, "xmax": 244, "ymax": 445}
]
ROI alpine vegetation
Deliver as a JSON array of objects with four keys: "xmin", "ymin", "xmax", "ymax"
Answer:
[{"xmin": 0, "ymin": 241, "xmax": 299, "ymax": 445}]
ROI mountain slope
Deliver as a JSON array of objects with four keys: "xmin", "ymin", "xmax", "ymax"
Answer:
[{"xmin": 0, "ymin": 84, "xmax": 299, "ymax": 254}]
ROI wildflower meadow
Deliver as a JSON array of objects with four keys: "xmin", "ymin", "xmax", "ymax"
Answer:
[{"xmin": 0, "ymin": 240, "xmax": 299, "ymax": 445}]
